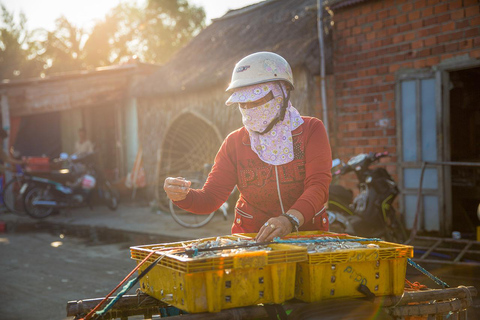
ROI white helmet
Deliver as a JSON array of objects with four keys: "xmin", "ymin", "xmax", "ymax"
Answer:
[{"xmin": 226, "ymin": 52, "xmax": 294, "ymax": 92}]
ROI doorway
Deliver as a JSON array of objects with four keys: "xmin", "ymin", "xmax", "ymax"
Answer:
[{"xmin": 448, "ymin": 67, "xmax": 480, "ymax": 236}]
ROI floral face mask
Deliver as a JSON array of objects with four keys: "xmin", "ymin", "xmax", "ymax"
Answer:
[{"xmin": 237, "ymin": 82, "xmax": 303, "ymax": 165}]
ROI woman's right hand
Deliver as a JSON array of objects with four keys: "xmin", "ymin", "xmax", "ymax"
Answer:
[{"xmin": 164, "ymin": 177, "xmax": 192, "ymax": 202}]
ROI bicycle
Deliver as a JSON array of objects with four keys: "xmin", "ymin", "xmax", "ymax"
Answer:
[{"xmin": 168, "ymin": 167, "xmax": 231, "ymax": 228}]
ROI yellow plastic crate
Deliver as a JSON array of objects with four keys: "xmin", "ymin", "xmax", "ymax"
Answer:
[
  {"xmin": 236, "ymin": 231, "xmax": 413, "ymax": 302},
  {"xmin": 130, "ymin": 236, "xmax": 307, "ymax": 313}
]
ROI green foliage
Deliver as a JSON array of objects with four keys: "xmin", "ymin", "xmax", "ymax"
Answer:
[
  {"xmin": 0, "ymin": 4, "xmax": 44, "ymax": 80},
  {"xmin": 1, "ymin": 0, "xmax": 206, "ymax": 80}
]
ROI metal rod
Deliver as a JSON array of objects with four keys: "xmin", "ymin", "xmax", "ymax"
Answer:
[
  {"xmin": 317, "ymin": 0, "xmax": 329, "ymax": 135},
  {"xmin": 453, "ymin": 242, "xmax": 473, "ymax": 263},
  {"xmin": 419, "ymin": 239, "xmax": 442, "ymax": 260}
]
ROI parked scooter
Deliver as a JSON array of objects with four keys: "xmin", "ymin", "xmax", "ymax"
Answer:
[
  {"xmin": 327, "ymin": 151, "xmax": 408, "ymax": 243},
  {"xmin": 20, "ymin": 152, "xmax": 119, "ymax": 219}
]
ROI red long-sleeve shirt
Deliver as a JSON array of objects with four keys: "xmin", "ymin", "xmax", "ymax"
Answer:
[{"xmin": 174, "ymin": 116, "xmax": 332, "ymax": 233}]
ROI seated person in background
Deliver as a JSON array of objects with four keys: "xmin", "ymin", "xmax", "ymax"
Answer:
[{"xmin": 74, "ymin": 128, "xmax": 94, "ymax": 156}]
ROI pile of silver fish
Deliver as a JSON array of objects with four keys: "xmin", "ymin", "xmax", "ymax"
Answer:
[
  {"xmin": 177, "ymin": 238, "xmax": 272, "ymax": 259},
  {"xmin": 293, "ymin": 237, "xmax": 380, "ymax": 253}
]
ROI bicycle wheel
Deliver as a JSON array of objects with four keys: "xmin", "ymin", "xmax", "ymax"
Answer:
[
  {"xmin": 23, "ymin": 185, "xmax": 55, "ymax": 219},
  {"xmin": 2, "ymin": 178, "xmax": 26, "ymax": 214},
  {"xmin": 168, "ymin": 178, "xmax": 215, "ymax": 228}
]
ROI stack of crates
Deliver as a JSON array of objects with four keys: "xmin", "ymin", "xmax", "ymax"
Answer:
[
  {"xmin": 130, "ymin": 235, "xmax": 307, "ymax": 313},
  {"xmin": 237, "ymin": 231, "xmax": 413, "ymax": 302}
]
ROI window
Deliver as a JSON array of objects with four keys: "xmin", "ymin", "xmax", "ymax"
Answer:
[{"xmin": 397, "ymin": 73, "xmax": 442, "ymax": 232}]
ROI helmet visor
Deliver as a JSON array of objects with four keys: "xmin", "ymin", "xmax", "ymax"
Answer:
[{"xmin": 225, "ymin": 83, "xmax": 273, "ymax": 106}]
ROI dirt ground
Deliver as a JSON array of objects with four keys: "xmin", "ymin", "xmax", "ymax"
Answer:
[{"xmin": 0, "ymin": 231, "xmax": 140, "ymax": 320}]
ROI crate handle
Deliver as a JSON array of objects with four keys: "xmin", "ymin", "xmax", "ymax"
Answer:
[{"xmin": 357, "ymin": 283, "xmax": 375, "ymax": 301}]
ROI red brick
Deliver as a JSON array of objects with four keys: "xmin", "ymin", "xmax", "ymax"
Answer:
[
  {"xmin": 431, "ymin": 45, "xmax": 446, "ymax": 55},
  {"xmin": 437, "ymin": 33, "xmax": 451, "ymax": 43},
  {"xmin": 357, "ymin": 15, "xmax": 367, "ymax": 25},
  {"xmin": 465, "ymin": 28, "xmax": 480, "ymax": 37},
  {"xmin": 398, "ymin": 24, "xmax": 413, "ymax": 33},
  {"xmin": 434, "ymin": 3, "xmax": 448, "ymax": 14},
  {"xmin": 445, "ymin": 42, "xmax": 459, "ymax": 52},
  {"xmin": 353, "ymin": 26, "xmax": 362, "ymax": 35},
  {"xmin": 384, "ymin": 18, "xmax": 396, "ymax": 27},
  {"xmin": 450, "ymin": 9, "xmax": 465, "ymax": 20},
  {"xmin": 421, "ymin": 6, "xmax": 434, "ymax": 18},
  {"xmin": 414, "ymin": 59, "xmax": 427, "ymax": 68},
  {"xmin": 396, "ymin": 14, "xmax": 407, "ymax": 24},
  {"xmin": 470, "ymin": 49, "xmax": 480, "ymax": 59},
  {"xmin": 378, "ymin": 9, "xmax": 389, "ymax": 20},
  {"xmin": 366, "ymin": 13, "xmax": 377, "ymax": 23},
  {"xmin": 377, "ymin": 29, "xmax": 387, "ymax": 38},
  {"xmin": 412, "ymin": 40, "xmax": 424, "ymax": 50},
  {"xmin": 414, "ymin": 0, "xmax": 427, "ymax": 10},
  {"xmin": 389, "ymin": 7, "xmax": 400, "ymax": 16},
  {"xmin": 366, "ymin": 32, "xmax": 376, "ymax": 41},
  {"xmin": 387, "ymin": 26, "xmax": 398, "ymax": 36},
  {"xmin": 346, "ymin": 37, "xmax": 356, "ymax": 46},
  {"xmin": 470, "ymin": 16, "xmax": 480, "ymax": 26},
  {"xmin": 381, "ymin": 38, "xmax": 394, "ymax": 46},
  {"xmin": 465, "ymin": 5, "xmax": 480, "ymax": 17},
  {"xmin": 426, "ymin": 56, "xmax": 440, "ymax": 66},
  {"xmin": 448, "ymin": 0, "xmax": 463, "ymax": 10},
  {"xmin": 425, "ymin": 36, "xmax": 437, "ymax": 46},
  {"xmin": 417, "ymin": 48, "xmax": 431, "ymax": 57},
  {"xmin": 408, "ymin": 10, "xmax": 421, "ymax": 21},
  {"xmin": 465, "ymin": 0, "xmax": 479, "ymax": 5},
  {"xmin": 402, "ymin": 2, "xmax": 414, "ymax": 12},
  {"xmin": 393, "ymin": 34, "xmax": 405, "ymax": 43},
  {"xmin": 456, "ymin": 20, "xmax": 470, "ymax": 28},
  {"xmin": 459, "ymin": 39, "xmax": 473, "ymax": 50},
  {"xmin": 404, "ymin": 31, "xmax": 416, "ymax": 41},
  {"xmin": 411, "ymin": 20, "xmax": 424, "ymax": 29},
  {"xmin": 423, "ymin": 16, "xmax": 437, "ymax": 27},
  {"xmin": 441, "ymin": 21, "xmax": 456, "ymax": 32},
  {"xmin": 373, "ymin": 21, "xmax": 384, "ymax": 30},
  {"xmin": 437, "ymin": 13, "xmax": 451, "ymax": 24},
  {"xmin": 428, "ymin": 26, "xmax": 441, "ymax": 36},
  {"xmin": 361, "ymin": 4, "xmax": 372, "ymax": 15},
  {"xmin": 337, "ymin": 21, "xmax": 346, "ymax": 30},
  {"xmin": 373, "ymin": 1, "xmax": 384, "ymax": 11},
  {"xmin": 389, "ymin": 64, "xmax": 400, "ymax": 73}
]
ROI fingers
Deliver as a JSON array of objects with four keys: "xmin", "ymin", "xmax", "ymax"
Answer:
[
  {"xmin": 255, "ymin": 216, "xmax": 293, "ymax": 243},
  {"xmin": 164, "ymin": 177, "xmax": 191, "ymax": 201}
]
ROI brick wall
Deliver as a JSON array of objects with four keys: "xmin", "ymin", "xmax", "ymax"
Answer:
[{"xmin": 330, "ymin": 0, "xmax": 480, "ymax": 185}]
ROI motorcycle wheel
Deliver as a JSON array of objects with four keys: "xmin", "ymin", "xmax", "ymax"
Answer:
[
  {"xmin": 23, "ymin": 186, "xmax": 55, "ymax": 219},
  {"xmin": 102, "ymin": 182, "xmax": 119, "ymax": 211}
]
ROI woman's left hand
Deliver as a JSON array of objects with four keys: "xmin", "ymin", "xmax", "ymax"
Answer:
[{"xmin": 255, "ymin": 216, "xmax": 293, "ymax": 242}]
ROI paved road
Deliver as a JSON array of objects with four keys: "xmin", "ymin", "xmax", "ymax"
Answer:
[{"xmin": 0, "ymin": 231, "xmax": 140, "ymax": 320}]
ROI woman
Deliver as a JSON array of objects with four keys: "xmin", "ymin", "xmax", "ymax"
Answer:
[{"xmin": 164, "ymin": 52, "xmax": 332, "ymax": 242}]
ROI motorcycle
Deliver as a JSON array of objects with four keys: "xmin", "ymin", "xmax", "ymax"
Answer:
[
  {"xmin": 327, "ymin": 151, "xmax": 408, "ymax": 243},
  {"xmin": 20, "ymin": 152, "xmax": 119, "ymax": 219}
]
